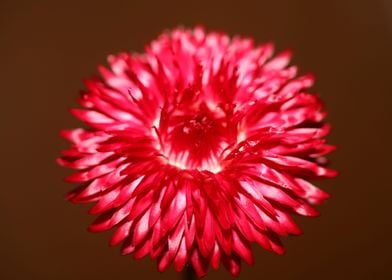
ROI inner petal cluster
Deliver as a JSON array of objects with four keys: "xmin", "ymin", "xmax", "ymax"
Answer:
[{"xmin": 151, "ymin": 82, "xmax": 240, "ymax": 172}]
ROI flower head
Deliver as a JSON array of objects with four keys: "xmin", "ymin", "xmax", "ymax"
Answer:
[{"xmin": 58, "ymin": 27, "xmax": 337, "ymax": 277}]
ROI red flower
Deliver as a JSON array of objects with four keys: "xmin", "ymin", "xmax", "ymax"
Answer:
[{"xmin": 58, "ymin": 27, "xmax": 337, "ymax": 277}]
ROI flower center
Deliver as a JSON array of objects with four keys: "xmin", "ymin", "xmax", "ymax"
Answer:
[{"xmin": 153, "ymin": 101, "xmax": 236, "ymax": 172}]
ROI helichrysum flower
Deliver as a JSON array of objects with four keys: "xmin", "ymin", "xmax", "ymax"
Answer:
[{"xmin": 58, "ymin": 26, "xmax": 337, "ymax": 277}]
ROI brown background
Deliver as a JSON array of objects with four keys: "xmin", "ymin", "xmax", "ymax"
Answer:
[{"xmin": 1, "ymin": 0, "xmax": 391, "ymax": 279}]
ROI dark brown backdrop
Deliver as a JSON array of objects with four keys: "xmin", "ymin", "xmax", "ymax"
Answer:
[{"xmin": 1, "ymin": 0, "xmax": 391, "ymax": 279}]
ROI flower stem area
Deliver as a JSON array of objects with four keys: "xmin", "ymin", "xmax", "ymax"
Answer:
[{"xmin": 183, "ymin": 265, "xmax": 196, "ymax": 280}]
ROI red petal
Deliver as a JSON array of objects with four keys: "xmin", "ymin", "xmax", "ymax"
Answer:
[
  {"xmin": 264, "ymin": 50, "xmax": 292, "ymax": 71},
  {"xmin": 210, "ymin": 242, "xmax": 221, "ymax": 270},
  {"xmin": 168, "ymin": 216, "xmax": 185, "ymax": 260},
  {"xmin": 233, "ymin": 231, "xmax": 253, "ymax": 265},
  {"xmin": 222, "ymin": 254, "xmax": 241, "ymax": 277},
  {"xmin": 173, "ymin": 237, "xmax": 188, "ymax": 272},
  {"xmin": 191, "ymin": 248, "xmax": 208, "ymax": 278},
  {"xmin": 132, "ymin": 210, "xmax": 151, "ymax": 246},
  {"xmin": 157, "ymin": 251, "xmax": 171, "ymax": 273},
  {"xmin": 196, "ymin": 209, "xmax": 215, "ymax": 257},
  {"xmin": 110, "ymin": 220, "xmax": 133, "ymax": 246}
]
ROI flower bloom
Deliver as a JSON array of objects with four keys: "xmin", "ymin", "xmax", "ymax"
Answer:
[{"xmin": 58, "ymin": 27, "xmax": 337, "ymax": 277}]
